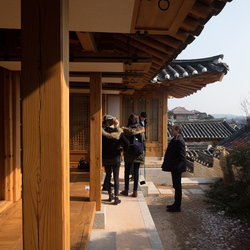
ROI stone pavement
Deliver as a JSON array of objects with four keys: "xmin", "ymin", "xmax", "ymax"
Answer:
[{"xmin": 88, "ymin": 166, "xmax": 215, "ymax": 250}]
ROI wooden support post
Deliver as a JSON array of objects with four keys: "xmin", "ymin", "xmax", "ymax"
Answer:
[
  {"xmin": 162, "ymin": 93, "xmax": 168, "ymax": 156},
  {"xmin": 12, "ymin": 72, "xmax": 21, "ymax": 202},
  {"xmin": 89, "ymin": 72, "xmax": 102, "ymax": 211},
  {"xmin": 3, "ymin": 69, "xmax": 13, "ymax": 201},
  {"xmin": 21, "ymin": 0, "xmax": 70, "ymax": 249},
  {"xmin": 0, "ymin": 68, "xmax": 4, "ymax": 200}
]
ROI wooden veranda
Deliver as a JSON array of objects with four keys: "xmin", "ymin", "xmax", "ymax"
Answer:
[{"xmin": 0, "ymin": 0, "xmax": 232, "ymax": 249}]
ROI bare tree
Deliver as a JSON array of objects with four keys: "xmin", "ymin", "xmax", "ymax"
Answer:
[{"xmin": 240, "ymin": 92, "xmax": 250, "ymax": 117}]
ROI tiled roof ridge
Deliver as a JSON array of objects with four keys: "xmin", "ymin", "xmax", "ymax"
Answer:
[
  {"xmin": 216, "ymin": 124, "xmax": 250, "ymax": 148},
  {"xmin": 168, "ymin": 118, "xmax": 236, "ymax": 139},
  {"xmin": 157, "ymin": 54, "xmax": 229, "ymax": 82},
  {"xmin": 171, "ymin": 54, "xmax": 224, "ymax": 65},
  {"xmin": 169, "ymin": 118, "xmax": 228, "ymax": 124}
]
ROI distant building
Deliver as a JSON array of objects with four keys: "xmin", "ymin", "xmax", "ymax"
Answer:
[{"xmin": 170, "ymin": 107, "xmax": 200, "ymax": 120}]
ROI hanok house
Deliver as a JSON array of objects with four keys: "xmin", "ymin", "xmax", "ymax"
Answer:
[
  {"xmin": 170, "ymin": 106, "xmax": 201, "ymax": 120},
  {"xmin": 0, "ymin": 0, "xmax": 233, "ymax": 249}
]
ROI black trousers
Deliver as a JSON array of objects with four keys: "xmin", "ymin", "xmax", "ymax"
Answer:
[
  {"xmin": 171, "ymin": 171, "xmax": 182, "ymax": 207},
  {"xmin": 104, "ymin": 165, "xmax": 120, "ymax": 196},
  {"xmin": 124, "ymin": 162, "xmax": 140, "ymax": 191}
]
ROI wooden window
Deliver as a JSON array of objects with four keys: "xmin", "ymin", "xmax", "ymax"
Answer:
[
  {"xmin": 137, "ymin": 98, "xmax": 146, "ymax": 117},
  {"xmin": 149, "ymin": 98, "xmax": 159, "ymax": 141},
  {"xmin": 70, "ymin": 94, "xmax": 90, "ymax": 150},
  {"xmin": 123, "ymin": 96, "xmax": 159, "ymax": 142},
  {"xmin": 122, "ymin": 97, "xmax": 134, "ymax": 126}
]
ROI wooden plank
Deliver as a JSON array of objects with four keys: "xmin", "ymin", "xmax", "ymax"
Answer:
[
  {"xmin": 0, "ymin": 199, "xmax": 95, "ymax": 250},
  {"xmin": 21, "ymin": 0, "xmax": 70, "ymax": 249},
  {"xmin": 0, "ymin": 199, "xmax": 22, "ymax": 228},
  {"xmin": 89, "ymin": 72, "xmax": 102, "ymax": 211},
  {"xmin": 70, "ymin": 201, "xmax": 96, "ymax": 250},
  {"xmin": 0, "ymin": 200, "xmax": 22, "ymax": 249},
  {"xmin": 12, "ymin": 72, "xmax": 21, "ymax": 202}
]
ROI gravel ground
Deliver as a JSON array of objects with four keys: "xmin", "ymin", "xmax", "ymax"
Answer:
[{"xmin": 145, "ymin": 184, "xmax": 250, "ymax": 250}]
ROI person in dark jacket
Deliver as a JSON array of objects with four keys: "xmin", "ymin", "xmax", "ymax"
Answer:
[
  {"xmin": 161, "ymin": 124, "xmax": 186, "ymax": 212},
  {"xmin": 102, "ymin": 115, "xmax": 130, "ymax": 205},
  {"xmin": 121, "ymin": 113, "xmax": 146, "ymax": 198}
]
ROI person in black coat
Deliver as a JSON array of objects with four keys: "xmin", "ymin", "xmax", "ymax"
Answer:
[
  {"xmin": 102, "ymin": 115, "xmax": 130, "ymax": 205},
  {"xmin": 161, "ymin": 124, "xmax": 186, "ymax": 212},
  {"xmin": 121, "ymin": 113, "xmax": 146, "ymax": 198}
]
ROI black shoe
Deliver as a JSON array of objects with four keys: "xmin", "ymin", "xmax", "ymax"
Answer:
[
  {"xmin": 108, "ymin": 193, "xmax": 114, "ymax": 202},
  {"xmin": 166, "ymin": 206, "xmax": 181, "ymax": 212},
  {"xmin": 114, "ymin": 197, "xmax": 121, "ymax": 205},
  {"xmin": 166, "ymin": 204, "xmax": 175, "ymax": 209},
  {"xmin": 110, "ymin": 183, "xmax": 114, "ymax": 187}
]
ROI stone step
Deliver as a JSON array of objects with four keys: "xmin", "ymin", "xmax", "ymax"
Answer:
[
  {"xmin": 182, "ymin": 177, "xmax": 220, "ymax": 184},
  {"xmin": 88, "ymin": 231, "xmax": 117, "ymax": 250},
  {"xmin": 139, "ymin": 180, "xmax": 159, "ymax": 197}
]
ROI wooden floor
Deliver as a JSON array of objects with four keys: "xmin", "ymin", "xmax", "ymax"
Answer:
[{"xmin": 0, "ymin": 168, "xmax": 95, "ymax": 249}]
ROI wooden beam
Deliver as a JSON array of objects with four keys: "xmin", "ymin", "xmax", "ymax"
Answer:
[
  {"xmin": 89, "ymin": 72, "xmax": 102, "ymax": 211},
  {"xmin": 0, "ymin": 68, "xmax": 4, "ymax": 200},
  {"xmin": 169, "ymin": 0, "xmax": 196, "ymax": 34},
  {"xmin": 21, "ymin": 0, "xmax": 70, "ymax": 249},
  {"xmin": 4, "ymin": 69, "xmax": 13, "ymax": 201},
  {"xmin": 148, "ymin": 35, "xmax": 182, "ymax": 50},
  {"xmin": 113, "ymin": 34, "xmax": 169, "ymax": 61},
  {"xmin": 12, "ymin": 72, "xmax": 21, "ymax": 202},
  {"xmin": 76, "ymin": 32, "xmax": 98, "ymax": 52},
  {"xmin": 190, "ymin": 2, "xmax": 211, "ymax": 19},
  {"xmin": 130, "ymin": 35, "xmax": 176, "ymax": 55}
]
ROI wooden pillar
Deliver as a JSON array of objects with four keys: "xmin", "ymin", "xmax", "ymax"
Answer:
[
  {"xmin": 162, "ymin": 93, "xmax": 168, "ymax": 156},
  {"xmin": 12, "ymin": 72, "xmax": 21, "ymax": 202},
  {"xmin": 0, "ymin": 68, "xmax": 4, "ymax": 200},
  {"xmin": 0, "ymin": 67, "xmax": 14, "ymax": 201},
  {"xmin": 3, "ymin": 69, "xmax": 13, "ymax": 201},
  {"xmin": 89, "ymin": 72, "xmax": 102, "ymax": 211},
  {"xmin": 21, "ymin": 0, "xmax": 70, "ymax": 249}
]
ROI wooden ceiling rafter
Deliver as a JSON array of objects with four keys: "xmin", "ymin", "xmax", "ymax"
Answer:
[
  {"xmin": 148, "ymin": 35, "xmax": 182, "ymax": 49},
  {"xmin": 128, "ymin": 34, "xmax": 176, "ymax": 55},
  {"xmin": 76, "ymin": 32, "xmax": 98, "ymax": 52},
  {"xmin": 0, "ymin": 0, "xmax": 232, "ymax": 96},
  {"xmin": 112, "ymin": 34, "xmax": 169, "ymax": 61}
]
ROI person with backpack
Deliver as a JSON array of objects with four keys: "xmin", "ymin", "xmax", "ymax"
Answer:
[
  {"xmin": 102, "ymin": 115, "xmax": 130, "ymax": 205},
  {"xmin": 121, "ymin": 113, "xmax": 146, "ymax": 197}
]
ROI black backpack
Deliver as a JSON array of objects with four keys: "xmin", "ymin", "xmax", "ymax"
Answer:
[
  {"xmin": 78, "ymin": 158, "xmax": 90, "ymax": 171},
  {"xmin": 128, "ymin": 133, "xmax": 144, "ymax": 156}
]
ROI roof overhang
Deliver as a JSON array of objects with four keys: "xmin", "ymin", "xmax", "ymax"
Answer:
[{"xmin": 0, "ymin": 0, "xmax": 232, "ymax": 96}]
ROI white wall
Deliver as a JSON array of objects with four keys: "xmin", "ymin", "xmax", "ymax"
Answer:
[{"xmin": 108, "ymin": 96, "xmax": 120, "ymax": 124}]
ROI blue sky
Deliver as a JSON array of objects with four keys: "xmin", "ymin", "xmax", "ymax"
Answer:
[{"xmin": 168, "ymin": 0, "xmax": 250, "ymax": 116}]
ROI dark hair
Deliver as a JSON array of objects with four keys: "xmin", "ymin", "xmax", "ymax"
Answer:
[
  {"xmin": 140, "ymin": 112, "xmax": 147, "ymax": 118},
  {"xmin": 102, "ymin": 120, "xmax": 109, "ymax": 128},
  {"xmin": 127, "ymin": 113, "xmax": 139, "ymax": 126},
  {"xmin": 173, "ymin": 124, "xmax": 182, "ymax": 134}
]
